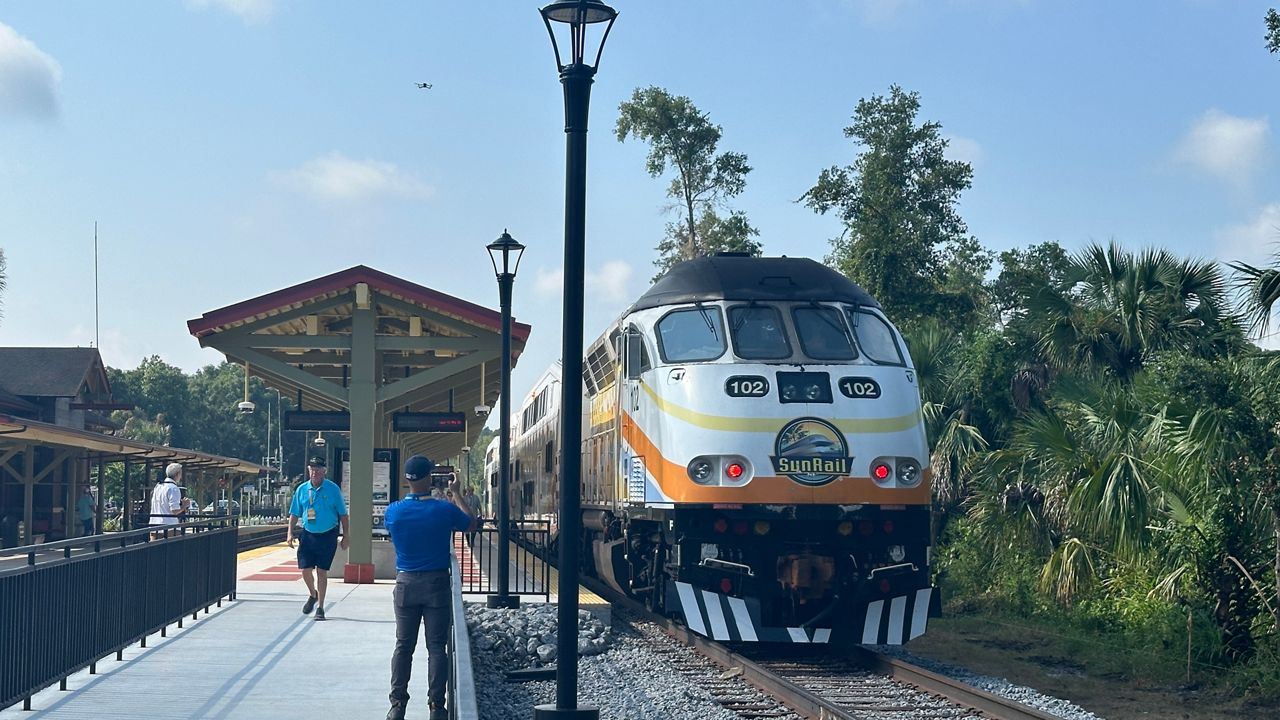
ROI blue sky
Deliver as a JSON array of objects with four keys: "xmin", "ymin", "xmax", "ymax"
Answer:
[{"xmin": 1, "ymin": 0, "xmax": 1278, "ymax": 410}]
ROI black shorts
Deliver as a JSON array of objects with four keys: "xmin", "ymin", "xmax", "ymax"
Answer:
[{"xmin": 297, "ymin": 527, "xmax": 339, "ymax": 570}]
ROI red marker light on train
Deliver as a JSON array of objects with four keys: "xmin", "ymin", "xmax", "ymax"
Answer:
[
  {"xmin": 883, "ymin": 520, "xmax": 895, "ymax": 535},
  {"xmin": 879, "ymin": 579, "xmax": 892, "ymax": 594},
  {"xmin": 725, "ymin": 462, "xmax": 744, "ymax": 479},
  {"xmin": 713, "ymin": 518, "xmax": 729, "ymax": 533},
  {"xmin": 719, "ymin": 578, "xmax": 734, "ymax": 593},
  {"xmin": 732, "ymin": 520, "xmax": 749, "ymax": 536},
  {"xmin": 872, "ymin": 463, "xmax": 891, "ymax": 481}
]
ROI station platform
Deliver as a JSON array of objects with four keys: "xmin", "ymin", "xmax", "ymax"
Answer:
[{"xmin": 1, "ymin": 535, "xmax": 606, "ymax": 719}]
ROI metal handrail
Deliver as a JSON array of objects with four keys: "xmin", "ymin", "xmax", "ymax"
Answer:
[
  {"xmin": 448, "ymin": 553, "xmax": 479, "ymax": 720},
  {"xmin": 0, "ymin": 518, "xmax": 238, "ymax": 711},
  {"xmin": 0, "ymin": 516, "xmax": 238, "ymax": 574}
]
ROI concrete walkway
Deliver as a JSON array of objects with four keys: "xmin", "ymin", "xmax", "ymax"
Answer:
[
  {"xmin": 3, "ymin": 536, "xmax": 609, "ymax": 719},
  {"xmin": 1, "ymin": 546, "xmax": 423, "ymax": 720}
]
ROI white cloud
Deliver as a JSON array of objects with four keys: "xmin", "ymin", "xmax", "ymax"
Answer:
[
  {"xmin": 0, "ymin": 22, "xmax": 62, "ymax": 121},
  {"xmin": 534, "ymin": 260, "xmax": 633, "ymax": 304},
  {"xmin": 1212, "ymin": 202, "xmax": 1280, "ymax": 267},
  {"xmin": 186, "ymin": 0, "xmax": 277, "ymax": 24},
  {"xmin": 945, "ymin": 135, "xmax": 983, "ymax": 168},
  {"xmin": 273, "ymin": 152, "xmax": 433, "ymax": 201},
  {"xmin": 1174, "ymin": 109, "xmax": 1270, "ymax": 188}
]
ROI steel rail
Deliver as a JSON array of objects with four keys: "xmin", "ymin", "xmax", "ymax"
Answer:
[
  {"xmin": 575, "ymin": 571, "xmax": 1059, "ymax": 720},
  {"xmin": 854, "ymin": 647, "xmax": 1064, "ymax": 720}
]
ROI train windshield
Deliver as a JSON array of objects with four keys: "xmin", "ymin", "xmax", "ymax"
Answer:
[
  {"xmin": 656, "ymin": 306, "xmax": 726, "ymax": 362},
  {"xmin": 846, "ymin": 309, "xmax": 905, "ymax": 365},
  {"xmin": 729, "ymin": 305, "xmax": 792, "ymax": 359},
  {"xmin": 792, "ymin": 306, "xmax": 857, "ymax": 361}
]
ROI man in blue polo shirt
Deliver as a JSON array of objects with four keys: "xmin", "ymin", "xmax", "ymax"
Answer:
[
  {"xmin": 384, "ymin": 455, "xmax": 475, "ymax": 720},
  {"xmin": 287, "ymin": 455, "xmax": 349, "ymax": 621}
]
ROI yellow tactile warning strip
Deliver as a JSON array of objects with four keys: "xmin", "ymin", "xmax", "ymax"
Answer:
[
  {"xmin": 238, "ymin": 542, "xmax": 288, "ymax": 560},
  {"xmin": 543, "ymin": 559, "xmax": 608, "ymax": 605}
]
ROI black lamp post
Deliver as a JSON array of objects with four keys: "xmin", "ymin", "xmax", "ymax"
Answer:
[
  {"xmin": 486, "ymin": 229, "xmax": 524, "ymax": 610},
  {"xmin": 536, "ymin": 2, "xmax": 616, "ymax": 718}
]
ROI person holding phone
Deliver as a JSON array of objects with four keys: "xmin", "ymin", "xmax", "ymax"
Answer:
[{"xmin": 383, "ymin": 455, "xmax": 476, "ymax": 720}]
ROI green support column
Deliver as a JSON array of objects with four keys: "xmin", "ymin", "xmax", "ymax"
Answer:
[
  {"xmin": 347, "ymin": 288, "xmax": 376, "ymax": 578},
  {"xmin": 23, "ymin": 446, "xmax": 34, "ymax": 545}
]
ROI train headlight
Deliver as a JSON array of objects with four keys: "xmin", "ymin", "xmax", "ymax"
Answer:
[
  {"xmin": 803, "ymin": 383, "xmax": 822, "ymax": 400},
  {"xmin": 753, "ymin": 521, "xmax": 771, "ymax": 535},
  {"xmin": 781, "ymin": 385, "xmax": 797, "ymax": 401},
  {"xmin": 688, "ymin": 459, "xmax": 714, "ymax": 484},
  {"xmin": 888, "ymin": 544, "xmax": 906, "ymax": 562},
  {"xmin": 897, "ymin": 458, "xmax": 921, "ymax": 487},
  {"xmin": 871, "ymin": 460, "xmax": 893, "ymax": 485},
  {"xmin": 837, "ymin": 520, "xmax": 853, "ymax": 536}
]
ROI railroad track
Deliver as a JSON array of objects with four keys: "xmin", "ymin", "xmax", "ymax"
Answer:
[
  {"xmin": 581, "ymin": 573, "xmax": 1061, "ymax": 720},
  {"xmin": 235, "ymin": 525, "xmax": 287, "ymax": 552}
]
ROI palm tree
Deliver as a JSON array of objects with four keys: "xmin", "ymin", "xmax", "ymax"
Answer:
[
  {"xmin": 1230, "ymin": 249, "xmax": 1280, "ymax": 339},
  {"xmin": 1031, "ymin": 241, "xmax": 1236, "ymax": 382}
]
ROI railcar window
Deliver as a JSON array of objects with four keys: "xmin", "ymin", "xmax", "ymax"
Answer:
[
  {"xmin": 793, "ymin": 306, "xmax": 857, "ymax": 360},
  {"xmin": 847, "ymin": 309, "xmax": 905, "ymax": 365},
  {"xmin": 729, "ymin": 305, "xmax": 791, "ymax": 359},
  {"xmin": 656, "ymin": 307, "xmax": 726, "ymax": 363}
]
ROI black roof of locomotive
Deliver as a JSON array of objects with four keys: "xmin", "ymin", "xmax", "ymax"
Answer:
[{"xmin": 629, "ymin": 255, "xmax": 881, "ymax": 313}]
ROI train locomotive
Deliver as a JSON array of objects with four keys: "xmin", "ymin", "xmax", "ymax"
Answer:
[{"xmin": 488, "ymin": 254, "xmax": 934, "ymax": 645}]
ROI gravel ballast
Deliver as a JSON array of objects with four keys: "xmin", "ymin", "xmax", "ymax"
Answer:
[
  {"xmin": 872, "ymin": 644, "xmax": 1106, "ymax": 720},
  {"xmin": 466, "ymin": 601, "xmax": 1106, "ymax": 720},
  {"xmin": 467, "ymin": 603, "xmax": 749, "ymax": 720}
]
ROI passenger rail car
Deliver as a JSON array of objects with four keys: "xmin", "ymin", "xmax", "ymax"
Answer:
[{"xmin": 502, "ymin": 255, "xmax": 934, "ymax": 645}]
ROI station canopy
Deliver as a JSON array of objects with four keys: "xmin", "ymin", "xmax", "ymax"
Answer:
[
  {"xmin": 187, "ymin": 266, "xmax": 529, "ymax": 463},
  {"xmin": 0, "ymin": 413, "xmax": 268, "ymax": 474}
]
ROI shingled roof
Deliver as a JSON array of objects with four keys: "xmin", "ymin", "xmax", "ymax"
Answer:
[{"xmin": 0, "ymin": 347, "xmax": 108, "ymax": 398}]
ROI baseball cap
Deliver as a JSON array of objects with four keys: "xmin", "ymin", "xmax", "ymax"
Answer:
[
  {"xmin": 307, "ymin": 455, "xmax": 327, "ymax": 468},
  {"xmin": 404, "ymin": 455, "xmax": 435, "ymax": 481}
]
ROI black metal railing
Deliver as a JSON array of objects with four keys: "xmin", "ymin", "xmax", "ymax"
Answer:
[
  {"xmin": 0, "ymin": 518, "xmax": 239, "ymax": 711},
  {"xmin": 452, "ymin": 519, "xmax": 551, "ymax": 601}
]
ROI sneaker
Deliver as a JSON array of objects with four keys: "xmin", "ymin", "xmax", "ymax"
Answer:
[
  {"xmin": 302, "ymin": 595, "xmax": 317, "ymax": 615},
  {"xmin": 314, "ymin": 607, "xmax": 326, "ymax": 621}
]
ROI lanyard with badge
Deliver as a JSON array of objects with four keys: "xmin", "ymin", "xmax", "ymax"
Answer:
[{"xmin": 306, "ymin": 485, "xmax": 323, "ymax": 522}]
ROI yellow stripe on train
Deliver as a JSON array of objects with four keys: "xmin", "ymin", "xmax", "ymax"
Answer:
[{"xmin": 640, "ymin": 382, "xmax": 923, "ymax": 434}]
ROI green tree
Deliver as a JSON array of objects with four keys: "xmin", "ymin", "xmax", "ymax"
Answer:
[
  {"xmin": 802, "ymin": 85, "xmax": 975, "ymax": 328},
  {"xmin": 1030, "ymin": 241, "xmax": 1237, "ymax": 382},
  {"xmin": 615, "ymin": 86, "xmax": 759, "ymax": 277},
  {"xmin": 990, "ymin": 241, "xmax": 1073, "ymax": 322},
  {"xmin": 1267, "ymin": 8, "xmax": 1279, "ymax": 56},
  {"xmin": 1231, "ymin": 249, "xmax": 1280, "ymax": 338}
]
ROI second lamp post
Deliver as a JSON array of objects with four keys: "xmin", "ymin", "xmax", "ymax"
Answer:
[{"xmin": 486, "ymin": 229, "xmax": 524, "ymax": 610}]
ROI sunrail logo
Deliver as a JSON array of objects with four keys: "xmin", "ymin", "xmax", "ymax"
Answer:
[{"xmin": 770, "ymin": 417, "xmax": 852, "ymax": 487}]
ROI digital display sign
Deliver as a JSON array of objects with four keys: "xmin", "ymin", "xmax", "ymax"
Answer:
[
  {"xmin": 392, "ymin": 411, "xmax": 466, "ymax": 433},
  {"xmin": 285, "ymin": 410, "xmax": 350, "ymax": 431}
]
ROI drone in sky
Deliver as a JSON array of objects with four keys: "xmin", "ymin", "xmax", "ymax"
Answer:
[{"xmin": 416, "ymin": 82, "xmax": 432, "ymax": 89}]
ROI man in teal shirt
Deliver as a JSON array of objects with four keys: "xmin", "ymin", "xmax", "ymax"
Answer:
[
  {"xmin": 287, "ymin": 455, "xmax": 350, "ymax": 621},
  {"xmin": 76, "ymin": 486, "xmax": 95, "ymax": 536}
]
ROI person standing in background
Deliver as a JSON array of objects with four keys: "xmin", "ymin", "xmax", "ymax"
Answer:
[
  {"xmin": 150, "ymin": 463, "xmax": 190, "ymax": 531},
  {"xmin": 76, "ymin": 486, "xmax": 95, "ymax": 536},
  {"xmin": 462, "ymin": 486, "xmax": 482, "ymax": 548}
]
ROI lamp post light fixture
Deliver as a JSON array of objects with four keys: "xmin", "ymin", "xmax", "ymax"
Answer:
[
  {"xmin": 486, "ymin": 229, "xmax": 525, "ymax": 611},
  {"xmin": 537, "ymin": 2, "xmax": 617, "ymax": 718}
]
